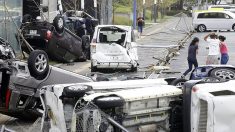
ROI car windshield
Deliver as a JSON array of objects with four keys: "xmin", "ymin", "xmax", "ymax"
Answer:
[{"xmin": 98, "ymin": 27, "xmax": 127, "ymax": 45}]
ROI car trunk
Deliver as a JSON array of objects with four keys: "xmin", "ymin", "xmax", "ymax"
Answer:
[{"xmin": 94, "ymin": 43, "xmax": 132, "ymax": 63}]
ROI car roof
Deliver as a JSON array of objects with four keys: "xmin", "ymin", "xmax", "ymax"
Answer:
[{"xmin": 96, "ymin": 25, "xmax": 132, "ymax": 31}]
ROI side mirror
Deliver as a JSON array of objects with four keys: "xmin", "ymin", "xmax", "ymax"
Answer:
[{"xmin": 42, "ymin": 6, "xmax": 48, "ymax": 12}]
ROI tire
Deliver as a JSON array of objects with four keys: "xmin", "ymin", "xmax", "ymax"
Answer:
[
  {"xmin": 170, "ymin": 78, "xmax": 188, "ymax": 87},
  {"xmin": 53, "ymin": 15, "xmax": 65, "ymax": 35},
  {"xmin": 93, "ymin": 95, "xmax": 124, "ymax": 109},
  {"xmin": 91, "ymin": 63, "xmax": 98, "ymax": 72},
  {"xmin": 130, "ymin": 66, "xmax": 138, "ymax": 72},
  {"xmin": 210, "ymin": 68, "xmax": 235, "ymax": 80},
  {"xmin": 201, "ymin": 77, "xmax": 223, "ymax": 82},
  {"xmin": 82, "ymin": 35, "xmax": 91, "ymax": 60},
  {"xmin": 232, "ymin": 24, "xmax": 235, "ymax": 31},
  {"xmin": 62, "ymin": 85, "xmax": 91, "ymax": 98},
  {"xmin": 197, "ymin": 24, "xmax": 206, "ymax": 32},
  {"xmin": 28, "ymin": 50, "xmax": 49, "ymax": 80}
]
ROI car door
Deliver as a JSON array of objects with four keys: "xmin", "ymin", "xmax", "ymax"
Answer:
[
  {"xmin": 126, "ymin": 30, "xmax": 138, "ymax": 61},
  {"xmin": 223, "ymin": 13, "xmax": 234, "ymax": 29}
]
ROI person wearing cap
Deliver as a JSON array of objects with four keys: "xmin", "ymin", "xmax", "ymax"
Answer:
[{"xmin": 204, "ymin": 33, "xmax": 220, "ymax": 65}]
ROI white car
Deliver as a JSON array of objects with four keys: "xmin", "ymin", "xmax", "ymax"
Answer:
[
  {"xmin": 184, "ymin": 80, "xmax": 235, "ymax": 132},
  {"xmin": 40, "ymin": 79, "xmax": 182, "ymax": 132},
  {"xmin": 193, "ymin": 11, "xmax": 235, "ymax": 32},
  {"xmin": 90, "ymin": 25, "xmax": 138, "ymax": 72}
]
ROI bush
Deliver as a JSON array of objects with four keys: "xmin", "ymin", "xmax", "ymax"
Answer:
[{"xmin": 113, "ymin": 15, "xmax": 132, "ymax": 26}]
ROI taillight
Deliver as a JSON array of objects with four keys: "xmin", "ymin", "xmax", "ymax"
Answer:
[
  {"xmin": 192, "ymin": 87, "xmax": 198, "ymax": 92},
  {"xmin": 91, "ymin": 44, "xmax": 96, "ymax": 53},
  {"xmin": 5, "ymin": 88, "xmax": 11, "ymax": 109},
  {"xmin": 46, "ymin": 30, "xmax": 52, "ymax": 40}
]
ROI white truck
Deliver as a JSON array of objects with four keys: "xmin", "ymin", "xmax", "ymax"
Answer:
[{"xmin": 40, "ymin": 78, "xmax": 235, "ymax": 132}]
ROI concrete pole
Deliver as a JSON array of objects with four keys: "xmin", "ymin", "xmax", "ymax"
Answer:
[
  {"xmin": 94, "ymin": 0, "xmax": 98, "ymax": 18},
  {"xmin": 133, "ymin": 0, "xmax": 137, "ymax": 29},
  {"xmin": 143, "ymin": 0, "xmax": 146, "ymax": 20},
  {"xmin": 81, "ymin": 0, "xmax": 84, "ymax": 10},
  {"xmin": 153, "ymin": 0, "xmax": 157, "ymax": 23}
]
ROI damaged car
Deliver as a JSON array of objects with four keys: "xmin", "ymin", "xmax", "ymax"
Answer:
[
  {"xmin": 171, "ymin": 65, "xmax": 235, "ymax": 87},
  {"xmin": 0, "ymin": 37, "xmax": 92, "ymax": 120},
  {"xmin": 20, "ymin": 0, "xmax": 98, "ymax": 62},
  {"xmin": 90, "ymin": 25, "xmax": 138, "ymax": 72},
  {"xmin": 40, "ymin": 78, "xmax": 183, "ymax": 132},
  {"xmin": 40, "ymin": 74, "xmax": 235, "ymax": 132}
]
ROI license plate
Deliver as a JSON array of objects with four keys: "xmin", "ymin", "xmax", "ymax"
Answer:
[
  {"xmin": 110, "ymin": 56, "xmax": 119, "ymax": 60},
  {"xmin": 29, "ymin": 30, "xmax": 37, "ymax": 35}
]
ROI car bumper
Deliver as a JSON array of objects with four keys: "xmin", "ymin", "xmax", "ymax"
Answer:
[{"xmin": 96, "ymin": 62, "xmax": 133, "ymax": 69}]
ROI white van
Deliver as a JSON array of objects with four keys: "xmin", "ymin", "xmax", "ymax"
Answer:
[
  {"xmin": 193, "ymin": 11, "xmax": 235, "ymax": 32},
  {"xmin": 90, "ymin": 25, "xmax": 138, "ymax": 72}
]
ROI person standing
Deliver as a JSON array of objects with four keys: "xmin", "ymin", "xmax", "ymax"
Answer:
[
  {"xmin": 219, "ymin": 35, "xmax": 229, "ymax": 64},
  {"xmin": 182, "ymin": 37, "xmax": 199, "ymax": 78},
  {"xmin": 137, "ymin": 17, "xmax": 144, "ymax": 38},
  {"xmin": 204, "ymin": 33, "xmax": 220, "ymax": 65}
]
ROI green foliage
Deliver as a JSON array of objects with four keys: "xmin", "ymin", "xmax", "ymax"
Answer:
[{"xmin": 113, "ymin": 15, "xmax": 132, "ymax": 26}]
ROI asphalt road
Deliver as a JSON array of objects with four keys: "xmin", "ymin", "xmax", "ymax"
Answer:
[{"xmin": 162, "ymin": 31, "xmax": 235, "ymax": 78}]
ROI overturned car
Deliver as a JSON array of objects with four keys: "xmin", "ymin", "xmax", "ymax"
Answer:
[
  {"xmin": 40, "ymin": 72, "xmax": 235, "ymax": 132},
  {"xmin": 0, "ymin": 37, "xmax": 92, "ymax": 120}
]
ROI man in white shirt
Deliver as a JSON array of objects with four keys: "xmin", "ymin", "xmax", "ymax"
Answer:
[{"xmin": 204, "ymin": 33, "xmax": 220, "ymax": 65}]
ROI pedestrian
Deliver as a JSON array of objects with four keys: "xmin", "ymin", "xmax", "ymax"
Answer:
[
  {"xmin": 219, "ymin": 35, "xmax": 229, "ymax": 64},
  {"xmin": 182, "ymin": 37, "xmax": 199, "ymax": 78},
  {"xmin": 137, "ymin": 17, "xmax": 144, "ymax": 38},
  {"xmin": 204, "ymin": 33, "xmax": 220, "ymax": 65}
]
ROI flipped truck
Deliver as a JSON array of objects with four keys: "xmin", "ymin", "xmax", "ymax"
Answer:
[{"xmin": 40, "ymin": 76, "xmax": 235, "ymax": 132}]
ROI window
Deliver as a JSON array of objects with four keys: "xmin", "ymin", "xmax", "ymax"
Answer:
[
  {"xmin": 197, "ymin": 12, "xmax": 231, "ymax": 19},
  {"xmin": 210, "ymin": 90, "xmax": 235, "ymax": 96}
]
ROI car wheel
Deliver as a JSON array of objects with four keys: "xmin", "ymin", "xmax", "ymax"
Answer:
[
  {"xmin": 28, "ymin": 50, "xmax": 49, "ymax": 80},
  {"xmin": 53, "ymin": 15, "xmax": 64, "ymax": 35},
  {"xmin": 170, "ymin": 78, "xmax": 188, "ymax": 87},
  {"xmin": 93, "ymin": 95, "xmax": 124, "ymax": 109},
  {"xmin": 130, "ymin": 66, "xmax": 138, "ymax": 72},
  {"xmin": 91, "ymin": 65, "xmax": 98, "ymax": 72},
  {"xmin": 62, "ymin": 85, "xmax": 91, "ymax": 98},
  {"xmin": 232, "ymin": 24, "xmax": 235, "ymax": 31},
  {"xmin": 210, "ymin": 68, "xmax": 235, "ymax": 80},
  {"xmin": 201, "ymin": 77, "xmax": 222, "ymax": 82},
  {"xmin": 82, "ymin": 36, "xmax": 91, "ymax": 60},
  {"xmin": 197, "ymin": 24, "xmax": 206, "ymax": 32}
]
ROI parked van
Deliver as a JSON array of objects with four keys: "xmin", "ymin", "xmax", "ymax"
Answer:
[{"xmin": 193, "ymin": 11, "xmax": 235, "ymax": 32}]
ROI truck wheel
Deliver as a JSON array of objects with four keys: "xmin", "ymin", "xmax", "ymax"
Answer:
[
  {"xmin": 53, "ymin": 16, "xmax": 64, "ymax": 35},
  {"xmin": 130, "ymin": 66, "xmax": 138, "ymax": 72},
  {"xmin": 82, "ymin": 36, "xmax": 90, "ymax": 60},
  {"xmin": 28, "ymin": 50, "xmax": 49, "ymax": 80},
  {"xmin": 91, "ymin": 66, "xmax": 98, "ymax": 72},
  {"xmin": 170, "ymin": 78, "xmax": 188, "ymax": 87},
  {"xmin": 210, "ymin": 68, "xmax": 235, "ymax": 80},
  {"xmin": 93, "ymin": 95, "xmax": 124, "ymax": 109}
]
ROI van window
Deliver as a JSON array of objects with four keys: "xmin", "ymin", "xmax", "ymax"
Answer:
[{"xmin": 197, "ymin": 12, "xmax": 231, "ymax": 19}]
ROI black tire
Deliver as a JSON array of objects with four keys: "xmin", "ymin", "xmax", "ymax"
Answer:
[
  {"xmin": 0, "ymin": 109, "xmax": 40, "ymax": 121},
  {"xmin": 130, "ymin": 66, "xmax": 138, "ymax": 72},
  {"xmin": 197, "ymin": 24, "xmax": 206, "ymax": 32},
  {"xmin": 201, "ymin": 77, "xmax": 223, "ymax": 82},
  {"xmin": 232, "ymin": 24, "xmax": 235, "ymax": 31},
  {"xmin": 170, "ymin": 78, "xmax": 188, "ymax": 87},
  {"xmin": 62, "ymin": 85, "xmax": 91, "ymax": 98},
  {"xmin": 53, "ymin": 15, "xmax": 65, "ymax": 35},
  {"xmin": 93, "ymin": 95, "xmax": 124, "ymax": 109},
  {"xmin": 210, "ymin": 68, "xmax": 235, "ymax": 80},
  {"xmin": 28, "ymin": 50, "xmax": 49, "ymax": 80},
  {"xmin": 82, "ymin": 35, "xmax": 91, "ymax": 60},
  {"xmin": 91, "ymin": 64, "xmax": 98, "ymax": 72}
]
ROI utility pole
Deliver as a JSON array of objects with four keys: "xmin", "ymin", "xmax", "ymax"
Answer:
[
  {"xmin": 81, "ymin": 0, "xmax": 84, "ymax": 10},
  {"xmin": 94, "ymin": 0, "xmax": 98, "ymax": 19},
  {"xmin": 153, "ymin": 0, "xmax": 157, "ymax": 23},
  {"xmin": 133, "ymin": 0, "xmax": 137, "ymax": 29},
  {"xmin": 143, "ymin": 0, "xmax": 146, "ymax": 20}
]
